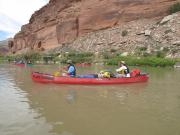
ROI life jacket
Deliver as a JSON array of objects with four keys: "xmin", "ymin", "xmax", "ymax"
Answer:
[
  {"xmin": 124, "ymin": 66, "xmax": 130, "ymax": 75},
  {"xmin": 68, "ymin": 64, "xmax": 76, "ymax": 76}
]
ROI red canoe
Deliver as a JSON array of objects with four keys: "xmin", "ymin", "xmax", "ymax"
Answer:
[{"xmin": 31, "ymin": 72, "xmax": 148, "ymax": 85}]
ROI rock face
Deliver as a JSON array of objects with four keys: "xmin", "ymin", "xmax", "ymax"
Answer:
[
  {"xmin": 0, "ymin": 39, "xmax": 10, "ymax": 55},
  {"xmin": 51, "ymin": 11, "xmax": 180, "ymax": 58},
  {"xmin": 10, "ymin": 0, "xmax": 178, "ymax": 53}
]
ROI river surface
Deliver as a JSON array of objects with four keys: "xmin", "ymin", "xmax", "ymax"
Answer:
[{"xmin": 0, "ymin": 64, "xmax": 180, "ymax": 135}]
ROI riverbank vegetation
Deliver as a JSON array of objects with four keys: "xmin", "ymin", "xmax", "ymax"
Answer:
[
  {"xmin": 104, "ymin": 56, "xmax": 175, "ymax": 67},
  {"xmin": 0, "ymin": 56, "xmax": 3, "ymax": 63},
  {"xmin": 102, "ymin": 49, "xmax": 176, "ymax": 67},
  {"xmin": 59, "ymin": 52, "xmax": 94, "ymax": 64},
  {"xmin": 0, "ymin": 57, "xmax": 12, "ymax": 64},
  {"xmin": 1, "ymin": 50, "xmax": 177, "ymax": 67},
  {"xmin": 3, "ymin": 51, "xmax": 94, "ymax": 64}
]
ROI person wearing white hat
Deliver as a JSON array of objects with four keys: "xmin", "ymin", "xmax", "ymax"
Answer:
[{"xmin": 116, "ymin": 61, "xmax": 130, "ymax": 77}]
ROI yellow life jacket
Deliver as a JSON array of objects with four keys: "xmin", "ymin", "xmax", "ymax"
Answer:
[
  {"xmin": 117, "ymin": 69, "xmax": 125, "ymax": 74},
  {"xmin": 100, "ymin": 70, "xmax": 111, "ymax": 78}
]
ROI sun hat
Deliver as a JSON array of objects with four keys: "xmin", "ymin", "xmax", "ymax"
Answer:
[
  {"xmin": 67, "ymin": 60, "xmax": 72, "ymax": 64},
  {"xmin": 120, "ymin": 61, "xmax": 125, "ymax": 64}
]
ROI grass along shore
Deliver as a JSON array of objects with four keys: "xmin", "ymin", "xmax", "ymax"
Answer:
[
  {"xmin": 104, "ymin": 56, "xmax": 175, "ymax": 67},
  {"xmin": 1, "ymin": 51, "xmax": 177, "ymax": 67}
]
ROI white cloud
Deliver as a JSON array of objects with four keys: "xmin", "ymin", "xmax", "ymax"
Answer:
[
  {"xmin": 0, "ymin": 0, "xmax": 48, "ymax": 39},
  {"xmin": 0, "ymin": 13, "xmax": 20, "ymax": 35}
]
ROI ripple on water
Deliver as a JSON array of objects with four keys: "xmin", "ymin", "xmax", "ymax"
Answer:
[
  {"xmin": 0, "ymin": 65, "xmax": 53, "ymax": 135},
  {"xmin": 1, "ymin": 64, "xmax": 180, "ymax": 135}
]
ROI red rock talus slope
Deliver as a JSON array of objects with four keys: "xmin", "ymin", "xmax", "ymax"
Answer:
[{"xmin": 10, "ymin": 0, "xmax": 178, "ymax": 53}]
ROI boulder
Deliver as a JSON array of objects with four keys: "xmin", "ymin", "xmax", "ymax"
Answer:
[
  {"xmin": 144, "ymin": 30, "xmax": 151, "ymax": 36},
  {"xmin": 121, "ymin": 52, "xmax": 128, "ymax": 57},
  {"xmin": 173, "ymin": 41, "xmax": 180, "ymax": 46},
  {"xmin": 160, "ymin": 14, "xmax": 177, "ymax": 24}
]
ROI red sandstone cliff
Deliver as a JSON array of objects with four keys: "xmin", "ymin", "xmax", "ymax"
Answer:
[{"xmin": 10, "ymin": 0, "xmax": 178, "ymax": 53}]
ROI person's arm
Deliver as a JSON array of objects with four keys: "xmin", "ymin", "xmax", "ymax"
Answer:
[
  {"xmin": 116, "ymin": 66, "xmax": 127, "ymax": 74},
  {"xmin": 116, "ymin": 67, "xmax": 123, "ymax": 72}
]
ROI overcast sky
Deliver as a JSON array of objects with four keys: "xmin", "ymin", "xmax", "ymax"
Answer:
[{"xmin": 0, "ymin": 0, "xmax": 49, "ymax": 41}]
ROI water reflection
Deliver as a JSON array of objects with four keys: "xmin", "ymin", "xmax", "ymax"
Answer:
[
  {"xmin": 113, "ymin": 90, "xmax": 128, "ymax": 104},
  {"xmin": 65, "ymin": 90, "xmax": 77, "ymax": 104},
  {"xmin": 1, "ymin": 64, "xmax": 180, "ymax": 135},
  {"xmin": 96, "ymin": 83, "xmax": 148, "ymax": 103},
  {"xmin": 21, "ymin": 82, "xmax": 148, "ymax": 135},
  {"xmin": 0, "ymin": 64, "xmax": 53, "ymax": 135}
]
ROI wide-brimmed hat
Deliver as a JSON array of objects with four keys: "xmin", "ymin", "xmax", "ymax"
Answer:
[
  {"xmin": 67, "ymin": 60, "xmax": 72, "ymax": 64},
  {"xmin": 120, "ymin": 61, "xmax": 126, "ymax": 64}
]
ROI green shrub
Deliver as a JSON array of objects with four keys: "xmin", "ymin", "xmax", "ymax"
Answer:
[
  {"xmin": 134, "ymin": 46, "xmax": 148, "ymax": 56},
  {"xmin": 68, "ymin": 52, "xmax": 93, "ymax": 57},
  {"xmin": 142, "ymin": 52, "xmax": 151, "ymax": 57},
  {"xmin": 0, "ymin": 56, "xmax": 3, "ymax": 63},
  {"xmin": 59, "ymin": 52, "xmax": 94, "ymax": 64},
  {"xmin": 110, "ymin": 49, "xmax": 117, "ymax": 53},
  {"xmin": 138, "ymin": 46, "xmax": 147, "ymax": 51},
  {"xmin": 101, "ymin": 52, "xmax": 112, "ymax": 59},
  {"xmin": 121, "ymin": 30, "xmax": 128, "ymax": 37},
  {"xmin": 156, "ymin": 51, "xmax": 166, "ymax": 58},
  {"xmin": 23, "ymin": 52, "xmax": 41, "ymax": 62},
  {"xmin": 169, "ymin": 2, "xmax": 180, "ymax": 14},
  {"xmin": 162, "ymin": 47, "xmax": 169, "ymax": 52}
]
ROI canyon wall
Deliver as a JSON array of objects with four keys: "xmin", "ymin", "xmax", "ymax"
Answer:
[{"xmin": 10, "ymin": 0, "xmax": 178, "ymax": 53}]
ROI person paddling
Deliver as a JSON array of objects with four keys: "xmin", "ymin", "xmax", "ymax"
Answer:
[
  {"xmin": 116, "ymin": 61, "xmax": 130, "ymax": 77},
  {"xmin": 63, "ymin": 60, "xmax": 76, "ymax": 77}
]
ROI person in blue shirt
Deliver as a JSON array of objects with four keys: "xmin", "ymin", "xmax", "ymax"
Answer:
[{"xmin": 66, "ymin": 60, "xmax": 76, "ymax": 77}]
